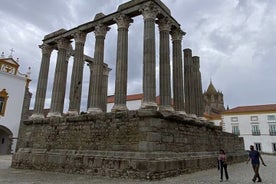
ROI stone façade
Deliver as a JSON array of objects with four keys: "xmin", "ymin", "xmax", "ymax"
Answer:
[
  {"xmin": 12, "ymin": 111, "xmax": 247, "ymax": 179},
  {"xmin": 12, "ymin": 0, "xmax": 247, "ymax": 180}
]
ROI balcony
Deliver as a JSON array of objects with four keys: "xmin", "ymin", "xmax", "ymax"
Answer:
[
  {"xmin": 232, "ymin": 130, "xmax": 240, "ymax": 136},
  {"xmin": 269, "ymin": 130, "xmax": 276, "ymax": 136},
  {"xmin": 252, "ymin": 130, "xmax": 261, "ymax": 136}
]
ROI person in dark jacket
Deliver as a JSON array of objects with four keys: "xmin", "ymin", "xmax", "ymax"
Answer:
[{"xmin": 246, "ymin": 145, "xmax": 266, "ymax": 183}]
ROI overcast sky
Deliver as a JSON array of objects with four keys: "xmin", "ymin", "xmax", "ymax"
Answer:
[{"xmin": 1, "ymin": 0, "xmax": 276, "ymax": 111}]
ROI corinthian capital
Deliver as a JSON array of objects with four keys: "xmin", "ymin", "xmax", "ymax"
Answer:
[
  {"xmin": 157, "ymin": 17, "xmax": 172, "ymax": 32},
  {"xmin": 171, "ymin": 28, "xmax": 186, "ymax": 41},
  {"xmin": 66, "ymin": 44, "xmax": 73, "ymax": 61},
  {"xmin": 94, "ymin": 24, "xmax": 110, "ymax": 37},
  {"xmin": 114, "ymin": 14, "xmax": 133, "ymax": 29},
  {"xmin": 140, "ymin": 2, "xmax": 159, "ymax": 20},
  {"xmin": 74, "ymin": 31, "xmax": 87, "ymax": 44},
  {"xmin": 39, "ymin": 44, "xmax": 53, "ymax": 54},
  {"xmin": 57, "ymin": 38, "xmax": 71, "ymax": 50}
]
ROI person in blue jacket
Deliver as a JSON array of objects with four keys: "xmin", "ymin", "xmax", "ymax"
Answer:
[{"xmin": 246, "ymin": 145, "xmax": 266, "ymax": 183}]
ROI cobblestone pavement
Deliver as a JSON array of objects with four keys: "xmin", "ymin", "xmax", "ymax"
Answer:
[{"xmin": 0, "ymin": 155, "xmax": 275, "ymax": 184}]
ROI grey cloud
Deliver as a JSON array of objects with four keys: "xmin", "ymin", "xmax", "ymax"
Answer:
[{"xmin": 1, "ymin": 0, "xmax": 276, "ymax": 111}]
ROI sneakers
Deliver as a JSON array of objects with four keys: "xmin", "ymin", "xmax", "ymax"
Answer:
[{"xmin": 252, "ymin": 178, "xmax": 262, "ymax": 182}]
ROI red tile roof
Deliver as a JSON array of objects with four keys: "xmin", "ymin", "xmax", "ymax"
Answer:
[
  {"xmin": 107, "ymin": 94, "xmax": 144, "ymax": 103},
  {"xmin": 222, "ymin": 104, "xmax": 276, "ymax": 114},
  {"xmin": 203, "ymin": 112, "xmax": 221, "ymax": 120}
]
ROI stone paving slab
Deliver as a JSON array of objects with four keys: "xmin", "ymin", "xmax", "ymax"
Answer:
[{"xmin": 0, "ymin": 155, "xmax": 275, "ymax": 184}]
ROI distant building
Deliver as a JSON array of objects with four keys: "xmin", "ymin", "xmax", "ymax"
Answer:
[
  {"xmin": 203, "ymin": 81, "xmax": 225, "ymax": 114},
  {"xmin": 107, "ymin": 94, "xmax": 167, "ymax": 112},
  {"xmin": 202, "ymin": 81, "xmax": 225, "ymax": 125},
  {"xmin": 0, "ymin": 55, "xmax": 31, "ymax": 154},
  {"xmin": 222, "ymin": 104, "xmax": 276, "ymax": 154}
]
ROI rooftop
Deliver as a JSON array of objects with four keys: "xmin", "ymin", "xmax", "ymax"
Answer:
[{"xmin": 222, "ymin": 104, "xmax": 276, "ymax": 114}]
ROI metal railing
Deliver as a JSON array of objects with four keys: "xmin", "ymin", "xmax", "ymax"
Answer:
[
  {"xmin": 232, "ymin": 130, "xmax": 240, "ymax": 136},
  {"xmin": 252, "ymin": 130, "xmax": 261, "ymax": 136},
  {"xmin": 269, "ymin": 130, "xmax": 276, "ymax": 136}
]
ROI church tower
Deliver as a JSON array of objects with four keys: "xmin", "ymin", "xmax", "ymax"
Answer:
[
  {"xmin": 203, "ymin": 81, "xmax": 225, "ymax": 115},
  {"xmin": 0, "ymin": 51, "xmax": 32, "ymax": 154}
]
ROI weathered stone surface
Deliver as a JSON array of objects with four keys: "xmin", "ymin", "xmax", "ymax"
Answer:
[
  {"xmin": 13, "ymin": 111, "xmax": 247, "ymax": 179},
  {"xmin": 118, "ymin": 0, "xmax": 171, "ymax": 15},
  {"xmin": 44, "ymin": 29, "xmax": 67, "ymax": 40},
  {"xmin": 21, "ymin": 0, "xmax": 246, "ymax": 180}
]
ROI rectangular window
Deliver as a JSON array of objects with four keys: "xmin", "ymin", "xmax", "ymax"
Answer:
[
  {"xmin": 255, "ymin": 143, "xmax": 262, "ymax": 151},
  {"xmin": 231, "ymin": 117, "xmax": 238, "ymax": 122},
  {"xmin": 0, "ymin": 97, "xmax": 4, "ymax": 114},
  {"xmin": 269, "ymin": 124, "xmax": 276, "ymax": 135},
  {"xmin": 267, "ymin": 115, "xmax": 276, "ymax": 121},
  {"xmin": 1, "ymin": 138, "xmax": 4, "ymax": 144},
  {"xmin": 232, "ymin": 125, "xmax": 240, "ymax": 135},
  {"xmin": 272, "ymin": 143, "xmax": 276, "ymax": 152},
  {"xmin": 251, "ymin": 116, "xmax": 258, "ymax": 121},
  {"xmin": 252, "ymin": 124, "xmax": 260, "ymax": 135}
]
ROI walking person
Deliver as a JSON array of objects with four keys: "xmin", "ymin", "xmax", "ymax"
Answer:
[
  {"xmin": 218, "ymin": 149, "xmax": 229, "ymax": 182},
  {"xmin": 247, "ymin": 145, "xmax": 266, "ymax": 182}
]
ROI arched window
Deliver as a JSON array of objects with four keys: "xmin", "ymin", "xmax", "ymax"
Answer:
[{"xmin": 0, "ymin": 89, "xmax": 8, "ymax": 116}]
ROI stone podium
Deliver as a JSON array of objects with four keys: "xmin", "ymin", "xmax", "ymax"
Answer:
[{"xmin": 13, "ymin": 0, "xmax": 247, "ymax": 180}]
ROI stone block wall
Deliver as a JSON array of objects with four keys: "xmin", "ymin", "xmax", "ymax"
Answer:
[{"xmin": 12, "ymin": 111, "xmax": 247, "ymax": 179}]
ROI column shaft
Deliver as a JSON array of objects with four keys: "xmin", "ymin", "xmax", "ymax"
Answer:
[
  {"xmin": 171, "ymin": 29, "xmax": 185, "ymax": 112},
  {"xmin": 87, "ymin": 63, "xmax": 93, "ymax": 110},
  {"xmin": 88, "ymin": 24, "xmax": 110, "ymax": 114},
  {"xmin": 101, "ymin": 65, "xmax": 110, "ymax": 112},
  {"xmin": 68, "ymin": 32, "xmax": 87, "ymax": 115},
  {"xmin": 140, "ymin": 3, "xmax": 159, "ymax": 109},
  {"xmin": 112, "ymin": 15, "xmax": 132, "ymax": 112},
  {"xmin": 184, "ymin": 48, "xmax": 193, "ymax": 114},
  {"xmin": 30, "ymin": 44, "xmax": 53, "ymax": 119},
  {"xmin": 157, "ymin": 18, "xmax": 173, "ymax": 111},
  {"xmin": 48, "ymin": 38, "xmax": 71, "ymax": 117},
  {"xmin": 193, "ymin": 56, "xmax": 204, "ymax": 116}
]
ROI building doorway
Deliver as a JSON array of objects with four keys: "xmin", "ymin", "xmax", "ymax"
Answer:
[{"xmin": 0, "ymin": 125, "xmax": 12, "ymax": 154}]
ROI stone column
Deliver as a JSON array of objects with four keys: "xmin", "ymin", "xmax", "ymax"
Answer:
[
  {"xmin": 68, "ymin": 31, "xmax": 87, "ymax": 115},
  {"xmin": 47, "ymin": 38, "xmax": 71, "ymax": 117},
  {"xmin": 140, "ymin": 3, "xmax": 159, "ymax": 110},
  {"xmin": 87, "ymin": 62, "xmax": 93, "ymax": 110},
  {"xmin": 101, "ymin": 65, "xmax": 111, "ymax": 112},
  {"xmin": 30, "ymin": 44, "xmax": 53, "ymax": 119},
  {"xmin": 193, "ymin": 56, "xmax": 204, "ymax": 116},
  {"xmin": 157, "ymin": 17, "xmax": 174, "ymax": 112},
  {"xmin": 112, "ymin": 15, "xmax": 133, "ymax": 112},
  {"xmin": 88, "ymin": 24, "xmax": 110, "ymax": 114},
  {"xmin": 171, "ymin": 28, "xmax": 185, "ymax": 112},
  {"xmin": 184, "ymin": 48, "xmax": 193, "ymax": 114}
]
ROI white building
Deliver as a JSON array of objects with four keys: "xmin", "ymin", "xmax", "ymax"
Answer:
[
  {"xmin": 107, "ymin": 94, "xmax": 161, "ymax": 112},
  {"xmin": 0, "ymin": 55, "xmax": 31, "ymax": 154},
  {"xmin": 222, "ymin": 104, "xmax": 276, "ymax": 154},
  {"xmin": 203, "ymin": 113, "xmax": 222, "ymax": 126}
]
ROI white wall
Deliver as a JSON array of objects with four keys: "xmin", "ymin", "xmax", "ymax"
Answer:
[
  {"xmin": 107, "ymin": 99, "xmax": 141, "ymax": 112},
  {"xmin": 223, "ymin": 113, "xmax": 276, "ymax": 153},
  {"xmin": 0, "ymin": 71, "xmax": 26, "ymax": 152}
]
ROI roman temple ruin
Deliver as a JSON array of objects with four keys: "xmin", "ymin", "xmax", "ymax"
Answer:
[{"xmin": 12, "ymin": 0, "xmax": 247, "ymax": 180}]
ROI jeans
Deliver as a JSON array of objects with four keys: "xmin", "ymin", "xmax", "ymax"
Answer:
[
  {"xmin": 219, "ymin": 161, "xmax": 229, "ymax": 180},
  {"xmin": 252, "ymin": 164, "xmax": 262, "ymax": 182}
]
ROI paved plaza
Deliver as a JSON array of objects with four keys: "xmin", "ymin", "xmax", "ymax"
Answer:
[{"xmin": 0, "ymin": 154, "xmax": 275, "ymax": 184}]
